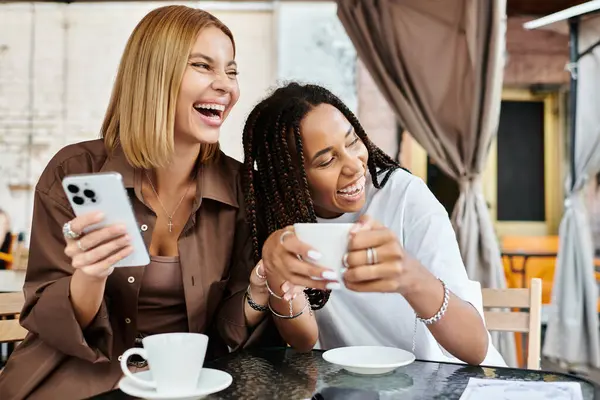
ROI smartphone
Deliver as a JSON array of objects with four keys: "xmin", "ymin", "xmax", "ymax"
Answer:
[{"xmin": 62, "ymin": 172, "xmax": 150, "ymax": 267}]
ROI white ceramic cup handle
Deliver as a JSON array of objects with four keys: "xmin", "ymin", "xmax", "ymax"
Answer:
[{"xmin": 119, "ymin": 348, "xmax": 156, "ymax": 390}]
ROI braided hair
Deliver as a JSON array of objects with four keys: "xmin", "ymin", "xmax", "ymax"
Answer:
[{"xmin": 242, "ymin": 82, "xmax": 400, "ymax": 309}]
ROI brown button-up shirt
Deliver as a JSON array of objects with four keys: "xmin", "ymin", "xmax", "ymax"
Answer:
[{"xmin": 0, "ymin": 139, "xmax": 281, "ymax": 400}]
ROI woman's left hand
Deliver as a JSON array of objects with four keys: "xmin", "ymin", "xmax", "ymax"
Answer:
[{"xmin": 343, "ymin": 215, "xmax": 423, "ymax": 295}]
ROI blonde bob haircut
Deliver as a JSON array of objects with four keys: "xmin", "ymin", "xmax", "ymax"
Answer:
[{"xmin": 101, "ymin": 5, "xmax": 235, "ymax": 169}]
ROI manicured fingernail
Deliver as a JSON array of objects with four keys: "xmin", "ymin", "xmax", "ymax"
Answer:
[
  {"xmin": 284, "ymin": 293, "xmax": 292, "ymax": 301},
  {"xmin": 326, "ymin": 282, "xmax": 342, "ymax": 290},
  {"xmin": 95, "ymin": 212, "xmax": 105, "ymax": 220},
  {"xmin": 281, "ymin": 282, "xmax": 290, "ymax": 292},
  {"xmin": 307, "ymin": 250, "xmax": 322, "ymax": 261},
  {"xmin": 321, "ymin": 270, "xmax": 338, "ymax": 280}
]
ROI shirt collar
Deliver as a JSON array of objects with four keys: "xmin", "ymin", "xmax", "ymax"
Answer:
[{"xmin": 99, "ymin": 147, "xmax": 238, "ymax": 208}]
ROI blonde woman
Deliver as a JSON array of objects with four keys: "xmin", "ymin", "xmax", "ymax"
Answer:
[{"xmin": 0, "ymin": 6, "xmax": 276, "ymax": 399}]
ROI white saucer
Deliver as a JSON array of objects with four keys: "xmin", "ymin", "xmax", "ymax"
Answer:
[
  {"xmin": 119, "ymin": 368, "xmax": 232, "ymax": 400},
  {"xmin": 322, "ymin": 346, "xmax": 415, "ymax": 375}
]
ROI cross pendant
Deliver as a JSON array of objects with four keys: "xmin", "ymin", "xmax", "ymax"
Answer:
[{"xmin": 167, "ymin": 218, "xmax": 173, "ymax": 233}]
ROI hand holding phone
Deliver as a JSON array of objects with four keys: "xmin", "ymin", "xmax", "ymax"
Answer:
[
  {"xmin": 63, "ymin": 212, "xmax": 132, "ymax": 279},
  {"xmin": 62, "ymin": 172, "xmax": 150, "ymax": 278}
]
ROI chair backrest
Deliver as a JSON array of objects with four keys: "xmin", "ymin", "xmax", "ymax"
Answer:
[
  {"xmin": 0, "ymin": 292, "xmax": 27, "ymax": 342},
  {"xmin": 481, "ymin": 278, "xmax": 543, "ymax": 370}
]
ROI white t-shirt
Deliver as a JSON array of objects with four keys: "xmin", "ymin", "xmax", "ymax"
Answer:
[{"xmin": 314, "ymin": 169, "xmax": 506, "ymax": 367}]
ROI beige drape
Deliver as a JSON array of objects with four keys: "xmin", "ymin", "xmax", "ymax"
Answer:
[
  {"xmin": 543, "ymin": 14, "xmax": 600, "ymax": 369},
  {"xmin": 337, "ymin": 0, "xmax": 516, "ymax": 365}
]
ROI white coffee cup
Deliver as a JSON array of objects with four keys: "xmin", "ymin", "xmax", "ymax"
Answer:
[
  {"xmin": 293, "ymin": 223, "xmax": 353, "ymax": 289},
  {"xmin": 119, "ymin": 332, "xmax": 208, "ymax": 394}
]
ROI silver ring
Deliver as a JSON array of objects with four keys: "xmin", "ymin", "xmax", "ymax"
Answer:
[
  {"xmin": 77, "ymin": 240, "xmax": 86, "ymax": 252},
  {"xmin": 372, "ymin": 247, "xmax": 378, "ymax": 265},
  {"xmin": 342, "ymin": 253, "xmax": 350, "ymax": 269},
  {"xmin": 62, "ymin": 221, "xmax": 81, "ymax": 240},
  {"xmin": 366, "ymin": 248, "xmax": 374, "ymax": 265},
  {"xmin": 255, "ymin": 262, "xmax": 267, "ymax": 280},
  {"xmin": 279, "ymin": 230, "xmax": 294, "ymax": 245}
]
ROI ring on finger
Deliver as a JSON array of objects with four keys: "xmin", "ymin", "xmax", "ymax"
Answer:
[
  {"xmin": 279, "ymin": 230, "xmax": 294, "ymax": 245},
  {"xmin": 372, "ymin": 247, "xmax": 378, "ymax": 264},
  {"xmin": 366, "ymin": 247, "xmax": 376, "ymax": 265},
  {"xmin": 255, "ymin": 262, "xmax": 267, "ymax": 280},
  {"xmin": 62, "ymin": 221, "xmax": 81, "ymax": 240},
  {"xmin": 77, "ymin": 240, "xmax": 87, "ymax": 252},
  {"xmin": 342, "ymin": 253, "xmax": 350, "ymax": 269}
]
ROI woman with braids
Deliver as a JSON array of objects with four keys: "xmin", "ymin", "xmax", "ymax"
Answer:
[{"xmin": 242, "ymin": 82, "xmax": 506, "ymax": 366}]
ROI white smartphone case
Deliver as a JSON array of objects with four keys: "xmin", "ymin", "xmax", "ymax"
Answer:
[{"xmin": 62, "ymin": 172, "xmax": 150, "ymax": 267}]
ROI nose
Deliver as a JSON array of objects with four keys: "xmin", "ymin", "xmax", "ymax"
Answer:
[
  {"xmin": 210, "ymin": 72, "xmax": 236, "ymax": 94},
  {"xmin": 341, "ymin": 154, "xmax": 364, "ymax": 177}
]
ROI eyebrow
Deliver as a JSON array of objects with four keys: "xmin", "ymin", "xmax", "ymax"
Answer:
[
  {"xmin": 310, "ymin": 126, "xmax": 354, "ymax": 163},
  {"xmin": 188, "ymin": 52, "xmax": 237, "ymax": 67}
]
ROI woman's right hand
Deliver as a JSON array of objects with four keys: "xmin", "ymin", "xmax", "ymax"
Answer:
[
  {"xmin": 63, "ymin": 212, "xmax": 133, "ymax": 280},
  {"xmin": 261, "ymin": 227, "xmax": 337, "ymax": 294}
]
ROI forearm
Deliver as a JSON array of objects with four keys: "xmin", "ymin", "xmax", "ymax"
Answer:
[
  {"xmin": 69, "ymin": 270, "xmax": 107, "ymax": 329},
  {"xmin": 257, "ymin": 276, "xmax": 318, "ymax": 352},
  {"xmin": 406, "ymin": 270, "xmax": 488, "ymax": 365},
  {"xmin": 244, "ymin": 284, "xmax": 269, "ymax": 328}
]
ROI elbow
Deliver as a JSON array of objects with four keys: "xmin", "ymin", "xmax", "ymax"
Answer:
[
  {"xmin": 463, "ymin": 334, "xmax": 489, "ymax": 366},
  {"xmin": 286, "ymin": 331, "xmax": 318, "ymax": 353}
]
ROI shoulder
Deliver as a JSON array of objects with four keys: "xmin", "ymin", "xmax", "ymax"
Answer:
[
  {"xmin": 36, "ymin": 139, "xmax": 108, "ymax": 197},
  {"xmin": 372, "ymin": 169, "xmax": 446, "ymax": 216},
  {"xmin": 202, "ymin": 151, "xmax": 245, "ymax": 207}
]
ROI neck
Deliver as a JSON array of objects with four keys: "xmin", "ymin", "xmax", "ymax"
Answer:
[{"xmin": 153, "ymin": 143, "xmax": 201, "ymax": 193}]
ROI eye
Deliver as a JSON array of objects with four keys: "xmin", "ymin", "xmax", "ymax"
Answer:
[
  {"xmin": 318, "ymin": 158, "xmax": 335, "ymax": 168},
  {"xmin": 227, "ymin": 70, "xmax": 239, "ymax": 77},
  {"xmin": 348, "ymin": 136, "xmax": 360, "ymax": 146},
  {"xmin": 191, "ymin": 62, "xmax": 210, "ymax": 70}
]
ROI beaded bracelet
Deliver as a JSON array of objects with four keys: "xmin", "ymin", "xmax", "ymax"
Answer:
[{"xmin": 245, "ymin": 285, "xmax": 268, "ymax": 312}]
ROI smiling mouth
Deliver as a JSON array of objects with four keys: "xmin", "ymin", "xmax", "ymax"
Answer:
[
  {"xmin": 337, "ymin": 175, "xmax": 366, "ymax": 199},
  {"xmin": 193, "ymin": 103, "xmax": 225, "ymax": 120}
]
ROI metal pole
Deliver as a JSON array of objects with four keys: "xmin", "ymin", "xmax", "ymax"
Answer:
[{"xmin": 568, "ymin": 16, "xmax": 579, "ymax": 191}]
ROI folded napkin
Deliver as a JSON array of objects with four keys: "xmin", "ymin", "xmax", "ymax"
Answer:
[{"xmin": 460, "ymin": 378, "xmax": 583, "ymax": 400}]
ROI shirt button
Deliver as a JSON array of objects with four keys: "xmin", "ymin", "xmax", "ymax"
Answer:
[
  {"xmin": 127, "ymin": 276, "xmax": 135, "ymax": 284},
  {"xmin": 125, "ymin": 318, "xmax": 131, "ymax": 324},
  {"xmin": 140, "ymin": 224, "xmax": 148, "ymax": 232}
]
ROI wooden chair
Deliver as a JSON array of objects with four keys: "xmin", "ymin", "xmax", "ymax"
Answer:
[
  {"xmin": 0, "ymin": 292, "xmax": 27, "ymax": 343},
  {"xmin": 482, "ymin": 278, "xmax": 543, "ymax": 370}
]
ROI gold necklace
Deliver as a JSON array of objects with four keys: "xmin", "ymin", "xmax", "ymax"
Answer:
[{"xmin": 144, "ymin": 171, "xmax": 195, "ymax": 233}]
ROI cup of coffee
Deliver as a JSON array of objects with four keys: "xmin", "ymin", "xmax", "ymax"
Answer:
[
  {"xmin": 119, "ymin": 332, "xmax": 208, "ymax": 394},
  {"xmin": 293, "ymin": 223, "xmax": 353, "ymax": 289}
]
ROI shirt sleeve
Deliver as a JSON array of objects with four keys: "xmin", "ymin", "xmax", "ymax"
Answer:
[
  {"xmin": 19, "ymin": 189, "xmax": 113, "ymax": 363},
  {"xmin": 400, "ymin": 178, "xmax": 505, "ymax": 366}
]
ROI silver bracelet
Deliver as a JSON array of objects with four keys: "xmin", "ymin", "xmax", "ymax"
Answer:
[
  {"xmin": 268, "ymin": 293, "xmax": 310, "ymax": 320},
  {"xmin": 265, "ymin": 279, "xmax": 285, "ymax": 300},
  {"xmin": 416, "ymin": 279, "xmax": 449, "ymax": 325}
]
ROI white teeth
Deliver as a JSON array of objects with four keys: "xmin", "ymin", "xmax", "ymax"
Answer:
[
  {"xmin": 193, "ymin": 103, "xmax": 225, "ymax": 112},
  {"xmin": 338, "ymin": 180, "xmax": 365, "ymax": 195}
]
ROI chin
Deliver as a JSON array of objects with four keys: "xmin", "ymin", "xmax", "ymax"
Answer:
[{"xmin": 193, "ymin": 128, "xmax": 220, "ymax": 144}]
